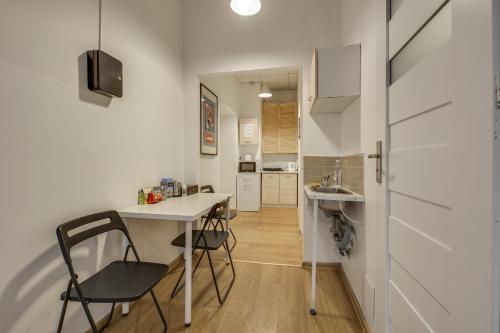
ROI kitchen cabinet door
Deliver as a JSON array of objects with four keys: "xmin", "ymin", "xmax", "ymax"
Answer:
[
  {"xmin": 239, "ymin": 118, "xmax": 258, "ymax": 145},
  {"xmin": 279, "ymin": 174, "xmax": 297, "ymax": 205},
  {"xmin": 278, "ymin": 103, "xmax": 298, "ymax": 153},
  {"xmin": 262, "ymin": 103, "xmax": 280, "ymax": 154},
  {"xmin": 261, "ymin": 173, "xmax": 280, "ymax": 204}
]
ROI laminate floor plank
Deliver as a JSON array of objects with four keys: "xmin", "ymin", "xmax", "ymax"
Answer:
[{"xmin": 102, "ymin": 208, "xmax": 363, "ymax": 333}]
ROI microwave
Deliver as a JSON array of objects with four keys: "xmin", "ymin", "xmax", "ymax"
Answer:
[{"xmin": 239, "ymin": 161, "xmax": 257, "ymax": 173}]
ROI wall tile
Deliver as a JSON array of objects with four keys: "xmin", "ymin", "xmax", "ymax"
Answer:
[{"xmin": 303, "ymin": 154, "xmax": 364, "ymax": 194}]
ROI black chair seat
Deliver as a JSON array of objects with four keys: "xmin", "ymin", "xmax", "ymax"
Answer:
[
  {"xmin": 61, "ymin": 261, "xmax": 168, "ymax": 303},
  {"xmin": 171, "ymin": 230, "xmax": 229, "ymax": 250}
]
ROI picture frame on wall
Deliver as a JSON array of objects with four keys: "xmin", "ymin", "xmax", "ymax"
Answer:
[{"xmin": 200, "ymin": 83, "xmax": 218, "ymax": 155}]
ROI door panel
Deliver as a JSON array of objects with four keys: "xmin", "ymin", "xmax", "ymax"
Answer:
[
  {"xmin": 389, "ymin": 0, "xmax": 449, "ymax": 59},
  {"xmin": 389, "ymin": 42, "xmax": 451, "ymax": 124},
  {"xmin": 388, "ymin": 2, "xmax": 453, "ymax": 332}
]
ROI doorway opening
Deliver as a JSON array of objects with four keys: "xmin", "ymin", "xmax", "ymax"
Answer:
[{"xmin": 198, "ymin": 66, "xmax": 303, "ymax": 266}]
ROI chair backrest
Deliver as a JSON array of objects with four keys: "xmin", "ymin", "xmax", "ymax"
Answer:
[
  {"xmin": 56, "ymin": 210, "xmax": 129, "ymax": 265},
  {"xmin": 200, "ymin": 198, "xmax": 229, "ymax": 232},
  {"xmin": 200, "ymin": 185, "xmax": 215, "ymax": 193}
]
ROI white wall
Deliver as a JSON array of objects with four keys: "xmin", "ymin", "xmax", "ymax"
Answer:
[
  {"xmin": 340, "ymin": 98, "xmax": 362, "ymax": 156},
  {"xmin": 182, "ymin": 0, "xmax": 343, "ymax": 186},
  {"xmin": 0, "ymin": 0, "xmax": 184, "ymax": 332},
  {"xmin": 199, "ymin": 75, "xmax": 241, "ymax": 197},
  {"xmin": 338, "ymin": 0, "xmax": 381, "ymax": 331},
  {"xmin": 239, "ymin": 84, "xmax": 262, "ymax": 163},
  {"xmin": 220, "ymin": 114, "xmax": 239, "ymax": 209}
]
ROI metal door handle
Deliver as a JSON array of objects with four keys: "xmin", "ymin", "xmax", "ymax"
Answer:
[{"xmin": 370, "ymin": 141, "xmax": 383, "ymax": 184}]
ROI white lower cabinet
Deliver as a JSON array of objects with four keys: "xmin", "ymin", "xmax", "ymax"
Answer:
[{"xmin": 261, "ymin": 173, "xmax": 297, "ymax": 206}]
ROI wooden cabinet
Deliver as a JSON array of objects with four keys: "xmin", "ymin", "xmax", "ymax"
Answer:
[
  {"xmin": 309, "ymin": 44, "xmax": 361, "ymax": 114},
  {"xmin": 239, "ymin": 118, "xmax": 258, "ymax": 145},
  {"xmin": 262, "ymin": 102, "xmax": 298, "ymax": 154},
  {"xmin": 279, "ymin": 174, "xmax": 298, "ymax": 205},
  {"xmin": 261, "ymin": 173, "xmax": 280, "ymax": 204},
  {"xmin": 262, "ymin": 103, "xmax": 280, "ymax": 153},
  {"xmin": 261, "ymin": 173, "xmax": 297, "ymax": 206},
  {"xmin": 278, "ymin": 103, "xmax": 298, "ymax": 153}
]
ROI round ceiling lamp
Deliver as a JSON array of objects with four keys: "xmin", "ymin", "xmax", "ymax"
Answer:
[
  {"xmin": 259, "ymin": 83, "xmax": 272, "ymax": 98},
  {"xmin": 230, "ymin": 0, "xmax": 262, "ymax": 16}
]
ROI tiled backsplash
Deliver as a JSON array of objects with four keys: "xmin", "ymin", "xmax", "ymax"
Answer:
[
  {"xmin": 303, "ymin": 154, "xmax": 364, "ymax": 195},
  {"xmin": 340, "ymin": 154, "xmax": 364, "ymax": 195}
]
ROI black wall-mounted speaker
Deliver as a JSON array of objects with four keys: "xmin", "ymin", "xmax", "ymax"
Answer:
[{"xmin": 87, "ymin": 50, "xmax": 123, "ymax": 98}]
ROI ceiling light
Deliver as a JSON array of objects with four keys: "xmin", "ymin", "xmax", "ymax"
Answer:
[
  {"xmin": 230, "ymin": 0, "xmax": 261, "ymax": 16},
  {"xmin": 259, "ymin": 83, "xmax": 272, "ymax": 98}
]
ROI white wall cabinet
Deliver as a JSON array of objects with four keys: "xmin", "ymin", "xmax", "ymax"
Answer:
[
  {"xmin": 261, "ymin": 173, "xmax": 297, "ymax": 206},
  {"xmin": 309, "ymin": 44, "xmax": 361, "ymax": 114},
  {"xmin": 239, "ymin": 118, "xmax": 258, "ymax": 145}
]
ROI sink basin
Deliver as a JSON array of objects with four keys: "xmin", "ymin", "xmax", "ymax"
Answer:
[{"xmin": 309, "ymin": 185, "xmax": 351, "ymax": 194}]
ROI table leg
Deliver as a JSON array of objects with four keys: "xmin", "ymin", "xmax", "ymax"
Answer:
[
  {"xmin": 185, "ymin": 220, "xmax": 192, "ymax": 327},
  {"xmin": 310, "ymin": 199, "xmax": 318, "ymax": 315},
  {"xmin": 225, "ymin": 200, "xmax": 230, "ymax": 264},
  {"xmin": 122, "ymin": 222, "xmax": 130, "ymax": 316}
]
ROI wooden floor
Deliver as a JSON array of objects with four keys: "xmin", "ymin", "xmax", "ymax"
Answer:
[
  {"xmin": 104, "ymin": 208, "xmax": 363, "ymax": 333},
  {"xmin": 212, "ymin": 207, "xmax": 303, "ymax": 266}
]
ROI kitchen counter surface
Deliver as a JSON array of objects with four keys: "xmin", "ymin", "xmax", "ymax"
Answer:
[
  {"xmin": 260, "ymin": 170, "xmax": 299, "ymax": 174},
  {"xmin": 238, "ymin": 171, "xmax": 299, "ymax": 174},
  {"xmin": 303, "ymin": 185, "xmax": 364, "ymax": 202}
]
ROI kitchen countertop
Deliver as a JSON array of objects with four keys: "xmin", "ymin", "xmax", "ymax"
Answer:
[
  {"xmin": 261, "ymin": 171, "xmax": 299, "ymax": 174},
  {"xmin": 238, "ymin": 171, "xmax": 299, "ymax": 174},
  {"xmin": 303, "ymin": 185, "xmax": 364, "ymax": 202}
]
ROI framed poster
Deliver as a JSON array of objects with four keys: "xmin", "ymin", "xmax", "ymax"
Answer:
[{"xmin": 200, "ymin": 84, "xmax": 218, "ymax": 155}]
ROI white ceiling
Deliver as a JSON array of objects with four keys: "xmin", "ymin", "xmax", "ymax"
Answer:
[{"xmin": 236, "ymin": 68, "xmax": 298, "ymax": 91}]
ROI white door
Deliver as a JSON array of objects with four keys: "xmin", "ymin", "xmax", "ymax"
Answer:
[{"xmin": 386, "ymin": 1, "xmax": 497, "ymax": 333}]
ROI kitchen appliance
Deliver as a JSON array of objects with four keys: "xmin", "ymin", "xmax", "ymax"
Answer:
[
  {"xmin": 262, "ymin": 168, "xmax": 284, "ymax": 172},
  {"xmin": 288, "ymin": 162, "xmax": 298, "ymax": 171},
  {"xmin": 244, "ymin": 153, "xmax": 253, "ymax": 161},
  {"xmin": 237, "ymin": 173, "xmax": 261, "ymax": 211},
  {"xmin": 239, "ymin": 161, "xmax": 257, "ymax": 173}
]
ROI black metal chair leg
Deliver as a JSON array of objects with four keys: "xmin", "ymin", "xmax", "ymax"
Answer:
[
  {"xmin": 98, "ymin": 303, "xmax": 115, "ymax": 332},
  {"xmin": 206, "ymin": 246, "xmax": 236, "ymax": 305},
  {"xmin": 57, "ymin": 280, "xmax": 73, "ymax": 333},
  {"xmin": 170, "ymin": 265, "xmax": 185, "ymax": 298},
  {"xmin": 150, "ymin": 290, "xmax": 168, "ymax": 332},
  {"xmin": 79, "ymin": 298, "xmax": 98, "ymax": 333},
  {"xmin": 193, "ymin": 249, "xmax": 206, "ymax": 275},
  {"xmin": 229, "ymin": 227, "xmax": 237, "ymax": 253},
  {"xmin": 171, "ymin": 248, "xmax": 206, "ymax": 298}
]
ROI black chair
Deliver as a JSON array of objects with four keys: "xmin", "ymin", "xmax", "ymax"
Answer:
[
  {"xmin": 56, "ymin": 211, "xmax": 168, "ymax": 333},
  {"xmin": 200, "ymin": 185, "xmax": 238, "ymax": 252},
  {"xmin": 170, "ymin": 199, "xmax": 235, "ymax": 305}
]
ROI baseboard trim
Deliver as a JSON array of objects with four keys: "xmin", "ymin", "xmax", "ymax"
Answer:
[
  {"xmin": 301, "ymin": 261, "xmax": 341, "ymax": 269},
  {"xmin": 84, "ymin": 254, "xmax": 184, "ymax": 333},
  {"xmin": 338, "ymin": 266, "xmax": 372, "ymax": 333}
]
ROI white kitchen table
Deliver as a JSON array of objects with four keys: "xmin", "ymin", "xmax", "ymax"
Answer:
[
  {"xmin": 303, "ymin": 185, "xmax": 364, "ymax": 315},
  {"xmin": 118, "ymin": 192, "xmax": 233, "ymax": 327}
]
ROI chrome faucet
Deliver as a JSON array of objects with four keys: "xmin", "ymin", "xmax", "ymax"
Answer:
[{"xmin": 322, "ymin": 173, "xmax": 333, "ymax": 188}]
